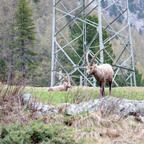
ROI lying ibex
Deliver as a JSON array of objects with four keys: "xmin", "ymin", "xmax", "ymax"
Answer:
[
  {"xmin": 47, "ymin": 73, "xmax": 71, "ymax": 91},
  {"xmin": 86, "ymin": 49, "xmax": 113, "ymax": 98}
]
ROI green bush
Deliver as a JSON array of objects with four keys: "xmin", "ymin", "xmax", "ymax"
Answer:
[{"xmin": 0, "ymin": 120, "xmax": 77, "ymax": 144}]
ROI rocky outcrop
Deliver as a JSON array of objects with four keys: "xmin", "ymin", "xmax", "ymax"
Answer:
[
  {"xmin": 22, "ymin": 93, "xmax": 59, "ymax": 115},
  {"xmin": 65, "ymin": 96, "xmax": 144, "ymax": 116},
  {"xmin": 21, "ymin": 94, "xmax": 144, "ymax": 118}
]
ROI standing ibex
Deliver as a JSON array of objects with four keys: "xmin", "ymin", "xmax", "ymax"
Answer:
[
  {"xmin": 47, "ymin": 73, "xmax": 71, "ymax": 91},
  {"xmin": 86, "ymin": 49, "xmax": 113, "ymax": 98}
]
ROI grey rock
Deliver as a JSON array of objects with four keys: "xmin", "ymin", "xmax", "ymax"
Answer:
[
  {"xmin": 56, "ymin": 103, "xmax": 71, "ymax": 109},
  {"xmin": 33, "ymin": 103, "xmax": 43, "ymax": 109},
  {"xmin": 22, "ymin": 93, "xmax": 144, "ymax": 117},
  {"xmin": 52, "ymin": 109, "xmax": 59, "ymax": 114},
  {"xmin": 130, "ymin": 100, "xmax": 139, "ymax": 106},
  {"xmin": 66, "ymin": 104, "xmax": 78, "ymax": 115},
  {"xmin": 65, "ymin": 96, "xmax": 144, "ymax": 116},
  {"xmin": 56, "ymin": 103, "xmax": 71, "ymax": 113},
  {"xmin": 22, "ymin": 93, "xmax": 58, "ymax": 115},
  {"xmin": 44, "ymin": 111, "xmax": 53, "ymax": 114},
  {"xmin": 66, "ymin": 99, "xmax": 99, "ymax": 115},
  {"xmin": 135, "ymin": 103, "xmax": 144, "ymax": 116},
  {"xmin": 41, "ymin": 105, "xmax": 52, "ymax": 112},
  {"xmin": 34, "ymin": 111, "xmax": 42, "ymax": 115},
  {"xmin": 22, "ymin": 93, "xmax": 32, "ymax": 105},
  {"xmin": 118, "ymin": 103, "xmax": 136, "ymax": 116}
]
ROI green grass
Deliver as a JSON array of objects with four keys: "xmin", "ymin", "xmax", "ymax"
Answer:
[
  {"xmin": 24, "ymin": 86, "xmax": 144, "ymax": 105},
  {"xmin": 26, "ymin": 90, "xmax": 99, "ymax": 105},
  {"xmin": 32, "ymin": 91, "xmax": 68, "ymax": 105},
  {"xmin": 111, "ymin": 87, "xmax": 144, "ymax": 101}
]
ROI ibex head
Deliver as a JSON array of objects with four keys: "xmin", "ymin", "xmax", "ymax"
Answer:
[
  {"xmin": 86, "ymin": 49, "xmax": 104, "ymax": 76},
  {"xmin": 57, "ymin": 73, "xmax": 71, "ymax": 88}
]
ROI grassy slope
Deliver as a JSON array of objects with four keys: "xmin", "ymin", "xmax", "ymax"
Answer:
[
  {"xmin": 1, "ymin": 86, "xmax": 144, "ymax": 144},
  {"xmin": 24, "ymin": 86, "xmax": 144, "ymax": 105},
  {"xmin": 24, "ymin": 86, "xmax": 144, "ymax": 143}
]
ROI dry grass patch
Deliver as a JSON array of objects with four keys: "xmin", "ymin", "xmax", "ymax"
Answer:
[
  {"xmin": 29, "ymin": 111, "xmax": 144, "ymax": 144},
  {"xmin": 71, "ymin": 111, "xmax": 144, "ymax": 144}
]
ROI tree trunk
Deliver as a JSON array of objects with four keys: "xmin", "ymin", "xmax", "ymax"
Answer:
[{"xmin": 21, "ymin": 40, "xmax": 25, "ymax": 78}]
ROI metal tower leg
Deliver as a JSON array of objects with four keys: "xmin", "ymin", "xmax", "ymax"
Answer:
[
  {"xmin": 98, "ymin": 0, "xmax": 104, "ymax": 64},
  {"xmin": 51, "ymin": 0, "xmax": 56, "ymax": 86},
  {"xmin": 126, "ymin": 0, "xmax": 136, "ymax": 86},
  {"xmin": 83, "ymin": 0, "xmax": 87, "ymax": 86}
]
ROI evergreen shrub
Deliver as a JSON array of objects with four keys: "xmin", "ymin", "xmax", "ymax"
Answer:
[{"xmin": 0, "ymin": 120, "xmax": 77, "ymax": 144}]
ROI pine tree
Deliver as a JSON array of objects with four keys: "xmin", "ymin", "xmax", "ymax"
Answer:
[
  {"xmin": 0, "ymin": 23, "xmax": 7, "ymax": 82},
  {"xmin": 10, "ymin": 0, "xmax": 37, "ymax": 78},
  {"xmin": 7, "ymin": 24, "xmax": 15, "ymax": 82},
  {"xmin": 135, "ymin": 68, "xmax": 144, "ymax": 86}
]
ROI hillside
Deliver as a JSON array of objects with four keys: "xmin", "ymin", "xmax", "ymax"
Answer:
[
  {"xmin": 1, "ymin": 84, "xmax": 144, "ymax": 143},
  {"xmin": 100, "ymin": 0, "xmax": 144, "ymax": 31},
  {"xmin": 0, "ymin": 0, "xmax": 144, "ymax": 86}
]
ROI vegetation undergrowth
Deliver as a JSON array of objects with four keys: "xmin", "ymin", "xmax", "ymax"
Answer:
[
  {"xmin": 0, "ymin": 74, "xmax": 27, "ymax": 124},
  {"xmin": 0, "ymin": 120, "xmax": 83, "ymax": 144},
  {"xmin": 1, "ymin": 111, "xmax": 143, "ymax": 144}
]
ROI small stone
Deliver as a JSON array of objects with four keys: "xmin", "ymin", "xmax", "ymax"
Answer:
[{"xmin": 106, "ymin": 129, "xmax": 120, "ymax": 138}]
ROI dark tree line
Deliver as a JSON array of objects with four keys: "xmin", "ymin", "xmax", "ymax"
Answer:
[{"xmin": 0, "ymin": 0, "xmax": 38, "ymax": 83}]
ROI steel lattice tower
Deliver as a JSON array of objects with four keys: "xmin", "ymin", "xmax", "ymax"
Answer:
[{"xmin": 51, "ymin": 0, "xmax": 136, "ymax": 87}]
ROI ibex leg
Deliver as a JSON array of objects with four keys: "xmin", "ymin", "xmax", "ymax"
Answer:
[{"xmin": 109, "ymin": 81, "xmax": 112, "ymax": 96}]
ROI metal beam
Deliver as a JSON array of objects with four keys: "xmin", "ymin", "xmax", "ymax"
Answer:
[{"xmin": 55, "ymin": 0, "xmax": 95, "ymax": 36}]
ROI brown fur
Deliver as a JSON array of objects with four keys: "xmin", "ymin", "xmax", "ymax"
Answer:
[
  {"xmin": 86, "ymin": 49, "xmax": 113, "ymax": 98},
  {"xmin": 47, "ymin": 74, "xmax": 71, "ymax": 91},
  {"xmin": 47, "ymin": 82, "xmax": 71, "ymax": 91}
]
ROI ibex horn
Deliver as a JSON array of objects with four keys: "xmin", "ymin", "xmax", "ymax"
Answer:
[
  {"xmin": 56, "ymin": 73, "xmax": 68, "ymax": 82},
  {"xmin": 90, "ymin": 48, "xmax": 104, "ymax": 66},
  {"xmin": 86, "ymin": 50, "xmax": 91, "ymax": 65},
  {"xmin": 66, "ymin": 73, "xmax": 70, "ymax": 83}
]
